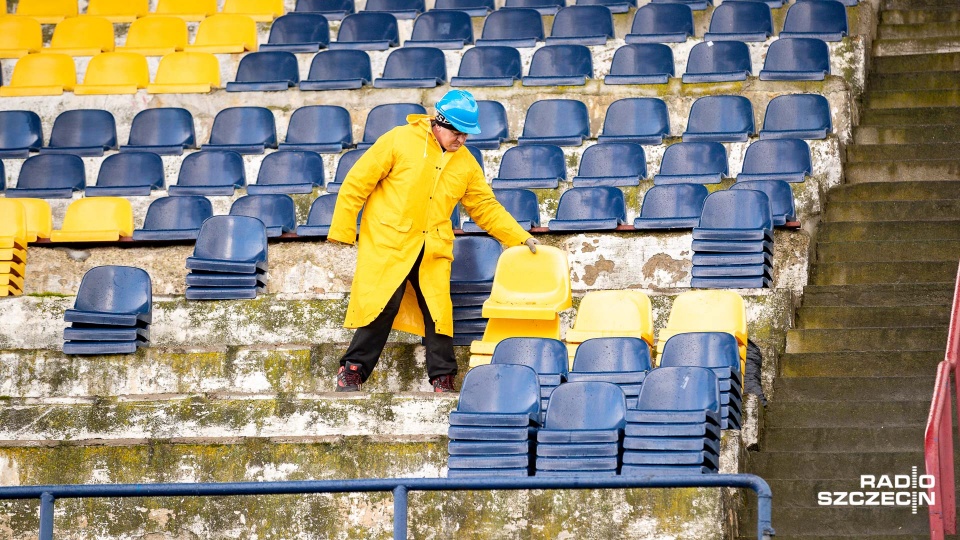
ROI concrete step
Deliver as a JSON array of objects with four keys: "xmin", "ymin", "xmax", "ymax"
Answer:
[
  {"xmin": 866, "ymin": 88, "xmax": 960, "ymax": 108},
  {"xmin": 873, "ymin": 36, "xmax": 960, "ymax": 57},
  {"xmin": 763, "ymin": 426, "xmax": 926, "ymax": 452},
  {"xmin": 825, "ymin": 181, "xmax": 960, "ymax": 202},
  {"xmin": 883, "ymin": 0, "xmax": 960, "ymax": 9},
  {"xmin": 786, "ymin": 327, "xmax": 949, "ymax": 354},
  {"xmin": 824, "ymin": 200, "xmax": 960, "ymax": 222},
  {"xmin": 854, "ymin": 124, "xmax": 960, "ymax": 144},
  {"xmin": 882, "ymin": 8, "xmax": 960, "ymax": 25},
  {"xmin": 774, "ymin": 376, "xmax": 935, "ymax": 402},
  {"xmin": 873, "ymin": 51, "xmax": 960, "ymax": 73},
  {"xmin": 845, "ymin": 161, "xmax": 960, "ymax": 183},
  {"xmin": 847, "ymin": 143, "xmax": 960, "ymax": 162},
  {"xmin": 868, "ymin": 71, "xmax": 960, "ymax": 92},
  {"xmin": 780, "ymin": 351, "xmax": 943, "ymax": 378},
  {"xmin": 818, "ymin": 220, "xmax": 960, "ymax": 242},
  {"xmin": 751, "ymin": 477, "xmax": 952, "ymax": 509},
  {"xmin": 745, "ymin": 450, "xmax": 926, "ymax": 480},
  {"xmin": 859, "ymin": 106, "xmax": 960, "ymax": 126},
  {"xmin": 764, "ymin": 401, "xmax": 931, "ymax": 428},
  {"xmin": 741, "ymin": 505, "xmax": 932, "ymax": 536},
  {"xmin": 800, "ymin": 284, "xmax": 956, "ymax": 307},
  {"xmin": 812, "ymin": 261, "xmax": 960, "ymax": 285},
  {"xmin": 816, "ymin": 239, "xmax": 960, "ymax": 262},
  {"xmin": 794, "ymin": 304, "xmax": 951, "ymax": 328},
  {"xmin": 877, "ymin": 21, "xmax": 960, "ymax": 40}
]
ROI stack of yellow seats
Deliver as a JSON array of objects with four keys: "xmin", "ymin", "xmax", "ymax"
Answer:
[
  {"xmin": 655, "ymin": 289, "xmax": 748, "ymax": 374},
  {"xmin": 564, "ymin": 289, "xmax": 654, "ymax": 368},
  {"xmin": 468, "ymin": 245, "xmax": 572, "ymax": 368},
  {"xmin": 0, "ymin": 200, "xmax": 29, "ymax": 297}
]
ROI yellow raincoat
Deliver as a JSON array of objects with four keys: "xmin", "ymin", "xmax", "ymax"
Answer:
[{"xmin": 328, "ymin": 114, "xmax": 533, "ymax": 337}]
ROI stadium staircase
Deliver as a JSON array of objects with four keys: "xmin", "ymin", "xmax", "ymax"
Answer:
[{"xmin": 740, "ymin": 0, "xmax": 960, "ymax": 538}]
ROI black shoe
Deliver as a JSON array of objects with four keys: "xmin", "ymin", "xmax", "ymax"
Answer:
[
  {"xmin": 336, "ymin": 361, "xmax": 364, "ymax": 392},
  {"xmin": 430, "ymin": 374, "xmax": 457, "ymax": 393}
]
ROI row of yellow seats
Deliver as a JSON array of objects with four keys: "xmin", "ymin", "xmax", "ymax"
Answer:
[
  {"xmin": 0, "ymin": 197, "xmax": 132, "ymax": 243},
  {"xmin": 0, "ymin": 199, "xmax": 52, "ymax": 297},
  {"xmin": 0, "ymin": 13, "xmax": 259, "ymax": 59},
  {"xmin": 13, "ymin": 0, "xmax": 284, "ymax": 24}
]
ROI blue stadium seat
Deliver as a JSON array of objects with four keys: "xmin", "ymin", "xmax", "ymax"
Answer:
[
  {"xmin": 517, "ymin": 99, "xmax": 590, "ymax": 146},
  {"xmin": 650, "ymin": 0, "xmax": 712, "ymax": 11},
  {"xmin": 0, "ymin": 110, "xmax": 43, "ymax": 158},
  {"xmin": 467, "ymin": 101, "xmax": 509, "ymax": 150},
  {"xmin": 297, "ymin": 194, "xmax": 341, "ymax": 236},
  {"xmin": 357, "ymin": 103, "xmax": 428, "ymax": 149},
  {"xmin": 575, "ymin": 0, "xmax": 634, "ymax": 14},
  {"xmin": 536, "ymin": 381, "xmax": 626, "ymax": 454},
  {"xmin": 0, "ymin": 161, "xmax": 4, "ymax": 191},
  {"xmin": 522, "ymin": 45, "xmax": 592, "ymax": 86},
  {"xmin": 300, "ymin": 49, "xmax": 372, "ymax": 90},
  {"xmin": 731, "ymin": 180, "xmax": 797, "ymax": 227},
  {"xmin": 546, "ymin": 6, "xmax": 614, "ymax": 46},
  {"xmin": 296, "ymin": 0, "xmax": 355, "ymax": 20},
  {"xmin": 121, "ymin": 108, "xmax": 197, "ymax": 156},
  {"xmin": 625, "ymin": 3, "xmax": 694, "ymax": 43},
  {"xmin": 326, "ymin": 148, "xmax": 366, "ymax": 193},
  {"xmin": 682, "ymin": 40, "xmax": 752, "ymax": 83},
  {"xmin": 505, "ymin": 0, "xmax": 565, "ymax": 15},
  {"xmin": 229, "ymin": 194, "xmax": 297, "ymax": 237},
  {"xmin": 450, "ymin": 46, "xmax": 523, "ymax": 87},
  {"xmin": 374, "ymin": 46, "xmax": 447, "ymax": 88},
  {"xmin": 738, "ymin": 138, "xmax": 811, "ymax": 183},
  {"xmin": 330, "ymin": 12, "xmax": 400, "ymax": 50},
  {"xmin": 452, "ymin": 363, "xmax": 541, "ymax": 423},
  {"xmin": 364, "ymin": 0, "xmax": 424, "ymax": 19},
  {"xmin": 759, "ymin": 94, "xmax": 832, "ymax": 140},
  {"xmin": 406, "ymin": 11, "xmax": 473, "ymax": 48},
  {"xmin": 203, "ymin": 107, "xmax": 278, "ymax": 154},
  {"xmin": 633, "ymin": 183, "xmax": 709, "ymax": 230},
  {"xmin": 491, "ymin": 337, "xmax": 569, "ymax": 383},
  {"xmin": 451, "ymin": 236, "xmax": 502, "ymax": 292},
  {"xmin": 187, "ymin": 215, "xmax": 269, "ymax": 274},
  {"xmin": 703, "ymin": 2, "xmax": 773, "ymax": 42},
  {"xmin": 86, "ymin": 152, "xmax": 165, "ymax": 197},
  {"xmin": 694, "ymin": 189, "xmax": 773, "ymax": 242},
  {"xmin": 569, "ymin": 337, "xmax": 652, "ymax": 376},
  {"xmin": 633, "ymin": 366, "xmax": 720, "ymax": 422},
  {"xmin": 6, "ymin": 154, "xmax": 85, "ymax": 199},
  {"xmin": 492, "ymin": 145, "xmax": 566, "ymax": 188},
  {"xmin": 604, "ymin": 43, "xmax": 674, "ymax": 85},
  {"xmin": 598, "ymin": 98, "xmax": 670, "ymax": 145},
  {"xmin": 40, "ymin": 110, "xmax": 117, "ymax": 157},
  {"xmin": 781, "ymin": 0, "xmax": 848, "ymax": 41},
  {"xmin": 658, "ymin": 333, "xmax": 742, "ymax": 429},
  {"xmin": 759, "ymin": 38, "xmax": 830, "ymax": 81},
  {"xmin": 433, "ymin": 0, "xmax": 495, "ymax": 16},
  {"xmin": 168, "ymin": 150, "xmax": 246, "ymax": 196},
  {"xmin": 248, "ymin": 150, "xmax": 326, "ymax": 195},
  {"xmin": 654, "ymin": 142, "xmax": 728, "ymax": 185},
  {"xmin": 133, "ymin": 196, "xmax": 214, "ymax": 241},
  {"xmin": 548, "ymin": 186, "xmax": 627, "ymax": 232},
  {"xmin": 279, "ymin": 105, "xmax": 353, "ymax": 153},
  {"xmin": 462, "ymin": 189, "xmax": 540, "ymax": 232},
  {"xmin": 260, "ymin": 13, "xmax": 330, "ymax": 52},
  {"xmin": 475, "ymin": 8, "xmax": 544, "ymax": 48},
  {"xmin": 64, "ymin": 265, "xmax": 153, "ymax": 326},
  {"xmin": 683, "ymin": 95, "xmax": 756, "ymax": 142},
  {"xmin": 572, "ymin": 143, "xmax": 646, "ymax": 187},
  {"xmin": 226, "ymin": 51, "xmax": 301, "ymax": 92}
]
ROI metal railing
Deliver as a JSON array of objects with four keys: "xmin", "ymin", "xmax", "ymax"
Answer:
[{"xmin": 0, "ymin": 474, "xmax": 775, "ymax": 540}]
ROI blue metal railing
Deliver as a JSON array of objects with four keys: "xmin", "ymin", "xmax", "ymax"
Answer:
[{"xmin": 0, "ymin": 474, "xmax": 775, "ymax": 539}]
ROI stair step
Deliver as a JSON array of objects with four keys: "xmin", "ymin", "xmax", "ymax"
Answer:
[
  {"xmin": 847, "ymin": 143, "xmax": 960, "ymax": 162},
  {"xmin": 877, "ymin": 21, "xmax": 960, "ymax": 40},
  {"xmin": 854, "ymin": 125, "xmax": 960, "ymax": 144},
  {"xmin": 882, "ymin": 9, "xmax": 960, "ymax": 25},
  {"xmin": 883, "ymin": 0, "xmax": 960, "ymax": 9},
  {"xmin": 860, "ymin": 106, "xmax": 960, "ymax": 126},
  {"xmin": 873, "ymin": 51, "xmax": 960, "ymax": 73},
  {"xmin": 826, "ymin": 181, "xmax": 960, "ymax": 201},
  {"xmin": 816, "ymin": 239, "xmax": 960, "ymax": 262},
  {"xmin": 845, "ymin": 161, "xmax": 960, "ymax": 183},
  {"xmin": 812, "ymin": 261, "xmax": 960, "ymax": 285},
  {"xmin": 795, "ymin": 304, "xmax": 951, "ymax": 328},
  {"xmin": 818, "ymin": 220, "xmax": 960, "ymax": 242},
  {"xmin": 750, "ymin": 477, "xmax": 953, "ymax": 509},
  {"xmin": 780, "ymin": 351, "xmax": 943, "ymax": 378},
  {"xmin": 764, "ymin": 426, "xmax": 926, "ymax": 452},
  {"xmin": 873, "ymin": 36, "xmax": 960, "ymax": 57},
  {"xmin": 746, "ymin": 451, "xmax": 926, "ymax": 480},
  {"xmin": 765, "ymin": 402, "xmax": 931, "ymax": 428},
  {"xmin": 824, "ymin": 201, "xmax": 960, "ymax": 222},
  {"xmin": 741, "ymin": 506, "xmax": 931, "ymax": 536},
  {"xmin": 868, "ymin": 71, "xmax": 960, "ymax": 92},
  {"xmin": 774, "ymin": 377, "xmax": 936, "ymax": 402},
  {"xmin": 800, "ymin": 284, "xmax": 956, "ymax": 307},
  {"xmin": 866, "ymin": 88, "xmax": 960, "ymax": 108},
  {"xmin": 786, "ymin": 327, "xmax": 949, "ymax": 354}
]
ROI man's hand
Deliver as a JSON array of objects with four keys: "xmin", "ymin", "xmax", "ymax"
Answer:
[{"xmin": 525, "ymin": 237, "xmax": 540, "ymax": 254}]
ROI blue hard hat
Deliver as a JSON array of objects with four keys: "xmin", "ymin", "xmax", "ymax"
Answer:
[{"xmin": 435, "ymin": 89, "xmax": 482, "ymax": 135}]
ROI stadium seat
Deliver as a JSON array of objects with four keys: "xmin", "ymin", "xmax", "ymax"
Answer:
[
  {"xmin": 296, "ymin": 194, "xmax": 342, "ymax": 236},
  {"xmin": 0, "ymin": 199, "xmax": 28, "ymax": 250},
  {"xmin": 598, "ymin": 98, "xmax": 670, "ymax": 145},
  {"xmin": 330, "ymin": 13, "xmax": 400, "ymax": 50},
  {"xmin": 277, "ymin": 106, "xmax": 352, "ymax": 154},
  {"xmin": 604, "ymin": 43, "xmax": 674, "ymax": 85},
  {"xmin": 657, "ymin": 290, "xmax": 748, "ymax": 360},
  {"xmin": 0, "ymin": 110, "xmax": 43, "ymax": 158},
  {"xmin": 168, "ymin": 150, "xmax": 246, "ymax": 196},
  {"xmin": 230, "ymin": 194, "xmax": 297, "ymax": 237},
  {"xmin": 522, "ymin": 45, "xmax": 592, "ymax": 86},
  {"xmin": 731, "ymin": 180, "xmax": 797, "ymax": 227},
  {"xmin": 703, "ymin": 2, "xmax": 773, "ymax": 42},
  {"xmin": 185, "ymin": 14, "xmax": 258, "ymax": 53},
  {"xmin": 226, "ymin": 51, "xmax": 301, "ymax": 92},
  {"xmin": 518, "ymin": 99, "xmax": 590, "ymax": 146},
  {"xmin": 450, "ymin": 363, "xmax": 541, "ymax": 424},
  {"xmin": 625, "ymin": 4, "xmax": 694, "ymax": 43},
  {"xmin": 475, "ymin": 8, "xmax": 544, "ymax": 48},
  {"xmin": 15, "ymin": 199, "xmax": 53, "ymax": 242},
  {"xmin": 296, "ymin": 0, "xmax": 355, "ymax": 20},
  {"xmin": 759, "ymin": 38, "xmax": 830, "ymax": 81},
  {"xmin": 492, "ymin": 145, "xmax": 566, "ymax": 189},
  {"xmin": 633, "ymin": 183, "xmax": 709, "ymax": 230},
  {"xmin": 364, "ymin": 0, "xmax": 425, "ymax": 19},
  {"xmin": 74, "ymin": 52, "xmax": 150, "ymax": 95},
  {"xmin": 357, "ymin": 103, "xmax": 428, "ymax": 149},
  {"xmin": 575, "ymin": 0, "xmax": 634, "ymax": 14},
  {"xmin": 505, "ymin": 0, "xmax": 565, "ymax": 16},
  {"xmin": 451, "ymin": 236, "xmax": 501, "ymax": 291},
  {"xmin": 133, "ymin": 196, "xmax": 214, "ymax": 241},
  {"xmin": 62, "ymin": 266, "xmax": 153, "ymax": 354},
  {"xmin": 300, "ymin": 49, "xmax": 372, "ymax": 90},
  {"xmin": 462, "ymin": 189, "xmax": 540, "ymax": 232},
  {"xmin": 658, "ymin": 332, "xmax": 742, "ymax": 429},
  {"xmin": 248, "ymin": 151, "xmax": 325, "ymax": 194},
  {"xmin": 326, "ymin": 148, "xmax": 366, "ymax": 193},
  {"xmin": 683, "ymin": 95, "xmax": 756, "ymax": 142},
  {"xmin": 86, "ymin": 0, "xmax": 148, "ymax": 22},
  {"xmin": 85, "ymin": 152, "xmax": 165, "ymax": 197},
  {"xmin": 572, "ymin": 143, "xmax": 646, "ymax": 187},
  {"xmin": 406, "ymin": 11, "xmax": 474, "ymax": 49},
  {"xmin": 466, "ymin": 101, "xmax": 509, "ymax": 150},
  {"xmin": 682, "ymin": 40, "xmax": 752, "ymax": 83},
  {"xmin": 759, "ymin": 94, "xmax": 832, "ymax": 140},
  {"xmin": 548, "ymin": 187, "xmax": 627, "ymax": 232},
  {"xmin": 0, "ymin": 53, "xmax": 76, "ymax": 97},
  {"xmin": 40, "ymin": 110, "xmax": 118, "ymax": 157},
  {"xmin": 483, "ymin": 245, "xmax": 572, "ymax": 319},
  {"xmin": 567, "ymin": 290, "xmax": 654, "ymax": 345},
  {"xmin": 738, "ymin": 138, "xmax": 811, "ymax": 183},
  {"xmin": 546, "ymin": 6, "xmax": 615, "ymax": 46},
  {"xmin": 374, "ymin": 47, "xmax": 447, "ymax": 88},
  {"xmin": 203, "ymin": 107, "xmax": 278, "ymax": 155},
  {"xmin": 450, "ymin": 46, "xmax": 522, "ymax": 87},
  {"xmin": 489, "ymin": 337, "xmax": 568, "ymax": 399},
  {"xmin": 433, "ymin": 0, "xmax": 495, "ymax": 16},
  {"xmin": 567, "ymin": 336, "xmax": 652, "ymax": 407},
  {"xmin": 154, "ymin": 0, "xmax": 218, "ymax": 21},
  {"xmin": 691, "ymin": 191, "xmax": 774, "ymax": 289},
  {"xmin": 50, "ymin": 198, "xmax": 134, "ymax": 242},
  {"xmin": 223, "ymin": 0, "xmax": 285, "ymax": 22},
  {"xmin": 186, "ymin": 215, "xmax": 269, "ymax": 299},
  {"xmin": 780, "ymin": 0, "xmax": 847, "ymax": 42},
  {"xmin": 0, "ymin": 16, "xmax": 42, "ymax": 58},
  {"xmin": 259, "ymin": 13, "xmax": 330, "ymax": 53},
  {"xmin": 116, "ymin": 16, "xmax": 188, "ymax": 56},
  {"xmin": 44, "ymin": 16, "xmax": 115, "ymax": 56},
  {"xmin": 654, "ymin": 142, "xmax": 728, "ymax": 184},
  {"xmin": 147, "ymin": 52, "xmax": 220, "ymax": 93},
  {"xmin": 5, "ymin": 154, "xmax": 85, "ymax": 199},
  {"xmin": 121, "ymin": 108, "xmax": 196, "ymax": 156},
  {"xmin": 16, "ymin": 0, "xmax": 78, "ymax": 24}
]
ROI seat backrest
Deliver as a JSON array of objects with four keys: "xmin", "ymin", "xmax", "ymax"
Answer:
[
  {"xmin": 505, "ymin": 0, "xmax": 565, "ymax": 11},
  {"xmin": 17, "ymin": 198, "xmax": 53, "ymax": 241},
  {"xmin": 381, "ymin": 47, "xmax": 447, "ymax": 79},
  {"xmin": 234, "ymin": 51, "xmax": 300, "ymax": 84},
  {"xmin": 82, "ymin": 52, "xmax": 150, "ymax": 88},
  {"xmin": 635, "ymin": 366, "xmax": 720, "ymax": 413},
  {"xmin": 411, "ymin": 10, "xmax": 473, "ymax": 42},
  {"xmin": 123, "ymin": 16, "xmax": 189, "ymax": 50},
  {"xmin": 493, "ymin": 189, "xmax": 541, "ymax": 226},
  {"xmin": 686, "ymin": 95, "xmax": 755, "ymax": 136},
  {"xmin": 491, "ymin": 337, "xmax": 569, "ymax": 376},
  {"xmin": 17, "ymin": 154, "xmax": 85, "ymax": 191},
  {"xmin": 337, "ymin": 12, "xmax": 400, "ymax": 44},
  {"xmin": 305, "ymin": 194, "xmax": 339, "ymax": 225},
  {"xmin": 601, "ymin": 97, "xmax": 670, "ymax": 139},
  {"xmin": 257, "ymin": 150, "xmax": 325, "ymax": 187},
  {"xmin": 707, "ymin": 1, "xmax": 772, "ymax": 34},
  {"xmin": 177, "ymin": 150, "xmax": 246, "ymax": 188},
  {"xmin": 17, "ymin": 0, "xmax": 78, "ymax": 19},
  {"xmin": 95, "ymin": 152, "xmax": 165, "ymax": 190},
  {"xmin": 434, "ymin": 0, "xmax": 495, "ymax": 11},
  {"xmin": 230, "ymin": 194, "xmax": 297, "ymax": 232},
  {"xmin": 193, "ymin": 215, "xmax": 269, "ymax": 262},
  {"xmin": 0, "ymin": 15, "xmax": 42, "ymax": 52},
  {"xmin": 456, "ymin": 46, "xmax": 522, "ymax": 79},
  {"xmin": 480, "ymin": 8, "xmax": 544, "ymax": 41},
  {"xmin": 285, "ymin": 105, "xmax": 352, "ymax": 147},
  {"xmin": 731, "ymin": 180, "xmax": 796, "ymax": 222},
  {"xmin": 569, "ymin": 290, "xmax": 653, "ymax": 342},
  {"xmin": 49, "ymin": 110, "xmax": 118, "ymax": 150},
  {"xmin": 60, "ymin": 197, "xmax": 134, "ymax": 235},
  {"xmin": 555, "ymin": 186, "xmax": 626, "ymax": 222},
  {"xmin": 497, "ymin": 144, "xmax": 566, "ymax": 180},
  {"xmin": 659, "ymin": 332, "xmax": 741, "ymax": 372},
  {"xmin": 451, "ymin": 236, "xmax": 503, "ymax": 282},
  {"xmin": 457, "ymin": 364, "xmax": 541, "ymax": 415},
  {"xmin": 697, "ymin": 189, "xmax": 772, "ymax": 230},
  {"xmin": 155, "ymin": 0, "xmax": 218, "ymax": 16},
  {"xmin": 475, "ymin": 100, "xmax": 509, "ymax": 142},
  {"xmin": 193, "ymin": 14, "xmax": 258, "ymax": 49},
  {"xmin": 521, "ymin": 99, "xmax": 590, "ymax": 139},
  {"xmin": 0, "ymin": 200, "xmax": 27, "ymax": 240},
  {"xmin": 630, "ymin": 3, "xmax": 694, "ymax": 36},
  {"xmin": 763, "ymin": 37, "xmax": 830, "ymax": 72},
  {"xmin": 0, "ymin": 110, "xmax": 43, "ymax": 153},
  {"xmin": 296, "ymin": 0, "xmax": 356, "ymax": 12},
  {"xmin": 154, "ymin": 52, "xmax": 221, "ymax": 87},
  {"xmin": 334, "ymin": 149, "xmax": 366, "ymax": 184},
  {"xmin": 50, "ymin": 16, "xmax": 115, "ymax": 52},
  {"xmin": 741, "ymin": 138, "xmax": 812, "ymax": 175},
  {"xmin": 783, "ymin": 0, "xmax": 847, "ymax": 35},
  {"xmin": 572, "ymin": 337, "xmax": 653, "ymax": 373},
  {"xmin": 487, "ymin": 245, "xmax": 572, "ymax": 314},
  {"xmin": 268, "ymin": 13, "xmax": 331, "ymax": 46},
  {"xmin": 526, "ymin": 44, "xmax": 592, "ymax": 78},
  {"xmin": 551, "ymin": 5, "xmax": 614, "ymax": 38},
  {"xmin": 685, "ymin": 40, "xmax": 751, "ymax": 75},
  {"xmin": 73, "ymin": 266, "xmax": 152, "ymax": 316},
  {"xmin": 366, "ymin": 0, "xmax": 426, "ymax": 13},
  {"xmin": 209, "ymin": 107, "xmax": 278, "ymax": 147},
  {"xmin": 362, "ymin": 103, "xmax": 427, "ymax": 143},
  {"xmin": 761, "ymin": 94, "xmax": 832, "ymax": 135},
  {"xmin": 543, "ymin": 381, "xmax": 626, "ymax": 430},
  {"xmin": 577, "ymin": 142, "xmax": 646, "ymax": 178},
  {"xmin": 307, "ymin": 49, "xmax": 372, "ymax": 81},
  {"xmin": 87, "ymin": 0, "xmax": 150, "ymax": 18},
  {"xmin": 223, "ymin": 0, "xmax": 285, "ymax": 17},
  {"xmin": 659, "ymin": 142, "xmax": 728, "ymax": 177},
  {"xmin": 609, "ymin": 42, "xmax": 674, "ymax": 77},
  {"xmin": 9, "ymin": 53, "xmax": 77, "ymax": 91},
  {"xmin": 127, "ymin": 108, "xmax": 196, "ymax": 148},
  {"xmin": 141, "ymin": 196, "xmax": 213, "ymax": 231},
  {"xmin": 639, "ymin": 183, "xmax": 709, "ymax": 218},
  {"xmin": 665, "ymin": 290, "xmax": 747, "ymax": 344}
]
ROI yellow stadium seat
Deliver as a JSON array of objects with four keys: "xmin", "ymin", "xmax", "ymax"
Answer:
[
  {"xmin": 44, "ymin": 16, "xmax": 115, "ymax": 56},
  {"xmin": 0, "ymin": 249, "xmax": 27, "ymax": 265},
  {"xmin": 0, "ymin": 200, "xmax": 28, "ymax": 250},
  {"xmin": 74, "ymin": 52, "xmax": 149, "ymax": 95},
  {"xmin": 468, "ymin": 315, "xmax": 563, "ymax": 368},
  {"xmin": 0, "ymin": 16, "xmax": 43, "ymax": 58},
  {"xmin": 0, "ymin": 273, "xmax": 25, "ymax": 290},
  {"xmin": 50, "ymin": 198, "xmax": 135, "ymax": 242},
  {"xmin": 86, "ymin": 0, "xmax": 149, "ymax": 23},
  {"xmin": 16, "ymin": 0, "xmax": 78, "ymax": 24},
  {"xmin": 482, "ymin": 245, "xmax": 572, "ymax": 320},
  {"xmin": 154, "ymin": 0, "xmax": 218, "ymax": 22},
  {"xmin": 0, "ymin": 284, "xmax": 24, "ymax": 297},
  {"xmin": 0, "ymin": 53, "xmax": 77, "ymax": 96},
  {"xmin": 222, "ymin": 0, "xmax": 284, "ymax": 22},
  {"xmin": 184, "ymin": 14, "xmax": 258, "ymax": 54},
  {"xmin": 147, "ymin": 52, "xmax": 220, "ymax": 94},
  {"xmin": 566, "ymin": 290, "xmax": 654, "ymax": 345},
  {"xmin": 15, "ymin": 199, "xmax": 53, "ymax": 243},
  {"xmin": 117, "ymin": 16, "xmax": 188, "ymax": 56},
  {"xmin": 0, "ymin": 262, "xmax": 26, "ymax": 279},
  {"xmin": 656, "ymin": 290, "xmax": 748, "ymax": 372}
]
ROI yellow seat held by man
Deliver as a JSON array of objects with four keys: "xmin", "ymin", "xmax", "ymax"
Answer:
[
  {"xmin": 0, "ymin": 16, "xmax": 43, "ymax": 58},
  {"xmin": 50, "ymin": 198, "xmax": 135, "ymax": 242},
  {"xmin": 222, "ymin": 0, "xmax": 285, "ymax": 22},
  {"xmin": 16, "ymin": 0, "xmax": 78, "ymax": 24},
  {"xmin": 75, "ymin": 52, "xmax": 150, "ymax": 95},
  {"xmin": 43, "ymin": 16, "xmax": 115, "ymax": 56},
  {"xmin": 117, "ymin": 16, "xmax": 188, "ymax": 56},
  {"xmin": 184, "ymin": 14, "xmax": 259, "ymax": 54},
  {"xmin": 0, "ymin": 53, "xmax": 76, "ymax": 97},
  {"xmin": 153, "ymin": 0, "xmax": 218, "ymax": 22},
  {"xmin": 16, "ymin": 199, "xmax": 53, "ymax": 243},
  {"xmin": 86, "ymin": 0, "xmax": 150, "ymax": 23},
  {"xmin": 147, "ymin": 52, "xmax": 220, "ymax": 94}
]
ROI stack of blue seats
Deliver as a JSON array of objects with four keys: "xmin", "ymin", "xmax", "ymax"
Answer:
[
  {"xmin": 185, "ymin": 216, "xmax": 269, "ymax": 300},
  {"xmin": 566, "ymin": 337, "xmax": 652, "ymax": 409},
  {"xmin": 447, "ymin": 363, "xmax": 541, "ymax": 478},
  {"xmin": 660, "ymin": 332, "xmax": 743, "ymax": 430},
  {"xmin": 63, "ymin": 266, "xmax": 152, "ymax": 355},
  {"xmin": 691, "ymin": 190, "xmax": 774, "ymax": 289},
  {"xmin": 622, "ymin": 366, "xmax": 722, "ymax": 475},
  {"xmin": 491, "ymin": 337, "xmax": 569, "ymax": 424},
  {"xmin": 450, "ymin": 237, "xmax": 501, "ymax": 345}
]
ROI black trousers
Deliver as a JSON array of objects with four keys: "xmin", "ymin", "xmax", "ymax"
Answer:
[{"xmin": 339, "ymin": 248, "xmax": 457, "ymax": 382}]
